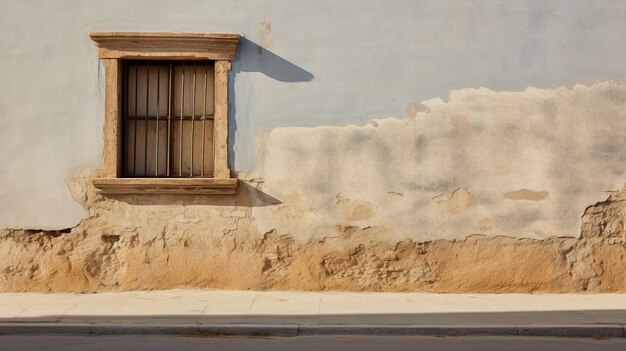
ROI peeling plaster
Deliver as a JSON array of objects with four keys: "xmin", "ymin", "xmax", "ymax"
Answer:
[
  {"xmin": 433, "ymin": 187, "xmax": 477, "ymax": 216},
  {"xmin": 253, "ymin": 83, "xmax": 626, "ymax": 240}
]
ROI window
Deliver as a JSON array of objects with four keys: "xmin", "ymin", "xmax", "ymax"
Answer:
[
  {"xmin": 122, "ymin": 60, "xmax": 215, "ymax": 178},
  {"xmin": 89, "ymin": 32, "xmax": 240, "ymax": 195}
]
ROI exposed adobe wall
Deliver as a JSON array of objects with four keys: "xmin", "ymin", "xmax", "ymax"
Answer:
[{"xmin": 0, "ymin": 172, "xmax": 624, "ymax": 293}]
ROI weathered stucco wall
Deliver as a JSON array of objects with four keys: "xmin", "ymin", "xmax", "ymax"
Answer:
[
  {"xmin": 3, "ymin": 0, "xmax": 626, "ymax": 230},
  {"xmin": 2, "ymin": 85, "xmax": 626, "ymax": 293},
  {"xmin": 1, "ymin": 1, "xmax": 626, "ymax": 292}
]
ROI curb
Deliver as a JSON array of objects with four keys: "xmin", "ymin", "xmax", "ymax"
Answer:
[{"xmin": 0, "ymin": 323, "xmax": 624, "ymax": 337}]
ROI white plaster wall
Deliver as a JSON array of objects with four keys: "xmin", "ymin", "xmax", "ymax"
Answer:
[{"xmin": 2, "ymin": 0, "xmax": 626, "ymax": 230}]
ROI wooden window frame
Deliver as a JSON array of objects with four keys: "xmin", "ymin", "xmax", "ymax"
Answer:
[{"xmin": 89, "ymin": 32, "xmax": 240, "ymax": 195}]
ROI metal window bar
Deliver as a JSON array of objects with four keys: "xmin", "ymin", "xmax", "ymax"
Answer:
[
  {"xmin": 133, "ymin": 61, "xmax": 138, "ymax": 176},
  {"xmin": 122, "ymin": 60, "xmax": 215, "ymax": 178},
  {"xmin": 122, "ymin": 62, "xmax": 128, "ymax": 177},
  {"xmin": 201, "ymin": 62, "xmax": 207, "ymax": 177},
  {"xmin": 167, "ymin": 62, "xmax": 172, "ymax": 177},
  {"xmin": 155, "ymin": 61, "xmax": 160, "ymax": 176},
  {"xmin": 179, "ymin": 62, "xmax": 184, "ymax": 177},
  {"xmin": 144, "ymin": 61, "xmax": 150, "ymax": 176},
  {"xmin": 190, "ymin": 63, "xmax": 196, "ymax": 177}
]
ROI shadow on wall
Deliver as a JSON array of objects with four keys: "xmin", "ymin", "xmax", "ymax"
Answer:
[
  {"xmin": 234, "ymin": 38, "xmax": 315, "ymax": 82},
  {"xmin": 228, "ymin": 38, "xmax": 314, "ymax": 170}
]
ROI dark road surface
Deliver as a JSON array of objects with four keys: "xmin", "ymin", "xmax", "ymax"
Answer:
[{"xmin": 1, "ymin": 335, "xmax": 625, "ymax": 351}]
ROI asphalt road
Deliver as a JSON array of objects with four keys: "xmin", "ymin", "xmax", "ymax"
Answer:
[{"xmin": 0, "ymin": 335, "xmax": 625, "ymax": 351}]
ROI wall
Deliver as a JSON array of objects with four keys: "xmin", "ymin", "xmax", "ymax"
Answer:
[
  {"xmin": 0, "ymin": 170, "xmax": 625, "ymax": 292},
  {"xmin": 254, "ymin": 83, "xmax": 626, "ymax": 240},
  {"xmin": 2, "ymin": 0, "xmax": 626, "ymax": 231},
  {"xmin": 1, "ymin": 0, "xmax": 626, "ymax": 292}
]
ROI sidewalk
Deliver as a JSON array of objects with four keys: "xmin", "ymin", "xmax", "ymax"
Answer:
[{"xmin": 1, "ymin": 290, "xmax": 625, "ymax": 337}]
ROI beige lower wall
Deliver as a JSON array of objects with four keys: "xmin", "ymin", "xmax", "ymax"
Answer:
[{"xmin": 0, "ymin": 171, "xmax": 624, "ymax": 293}]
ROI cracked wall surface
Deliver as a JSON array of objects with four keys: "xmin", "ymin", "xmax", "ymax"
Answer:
[{"xmin": 1, "ymin": 84, "xmax": 626, "ymax": 292}]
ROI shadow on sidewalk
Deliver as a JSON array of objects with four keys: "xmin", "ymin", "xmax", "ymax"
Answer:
[{"xmin": 2, "ymin": 310, "xmax": 625, "ymax": 325}]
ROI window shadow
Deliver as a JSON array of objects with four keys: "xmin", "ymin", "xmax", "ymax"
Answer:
[
  {"xmin": 228, "ymin": 38, "xmax": 314, "ymax": 171},
  {"xmin": 232, "ymin": 38, "xmax": 314, "ymax": 82}
]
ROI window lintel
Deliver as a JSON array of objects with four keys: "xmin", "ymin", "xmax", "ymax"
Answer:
[{"xmin": 89, "ymin": 32, "xmax": 241, "ymax": 60}]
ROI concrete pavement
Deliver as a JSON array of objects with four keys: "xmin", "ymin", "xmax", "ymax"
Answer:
[{"xmin": 0, "ymin": 290, "xmax": 625, "ymax": 337}]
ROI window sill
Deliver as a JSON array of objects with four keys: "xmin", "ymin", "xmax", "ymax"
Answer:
[{"xmin": 92, "ymin": 178, "xmax": 238, "ymax": 195}]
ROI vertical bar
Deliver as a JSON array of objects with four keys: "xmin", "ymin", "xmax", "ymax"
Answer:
[
  {"xmin": 133, "ymin": 61, "xmax": 138, "ymax": 176},
  {"xmin": 167, "ymin": 62, "xmax": 172, "ymax": 177},
  {"xmin": 155, "ymin": 61, "xmax": 160, "ymax": 176},
  {"xmin": 122, "ymin": 62, "xmax": 128, "ymax": 176},
  {"xmin": 201, "ymin": 62, "xmax": 207, "ymax": 177},
  {"xmin": 179, "ymin": 62, "xmax": 184, "ymax": 176},
  {"xmin": 144, "ymin": 61, "xmax": 150, "ymax": 176},
  {"xmin": 190, "ymin": 63, "xmax": 196, "ymax": 176}
]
